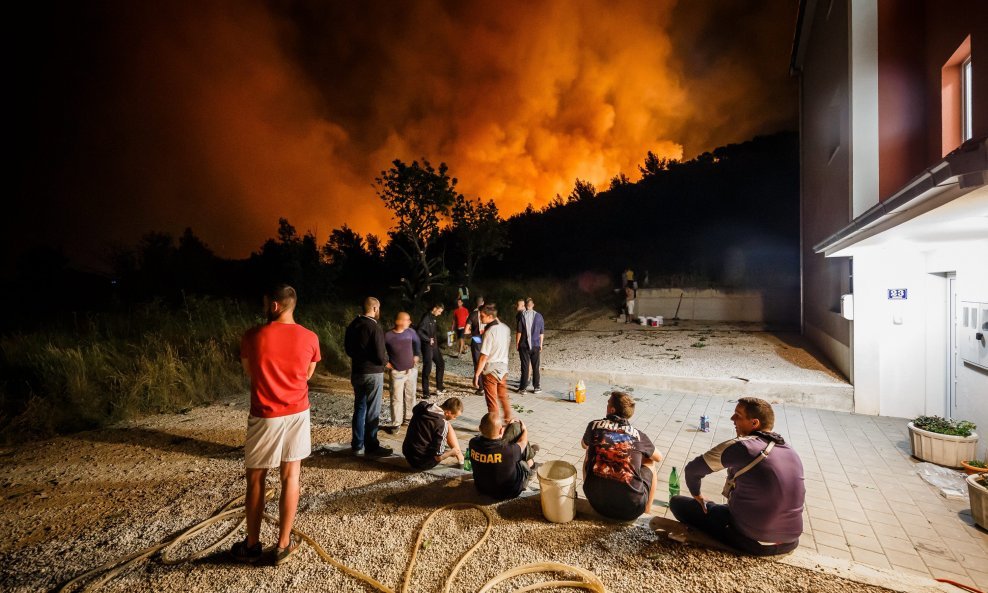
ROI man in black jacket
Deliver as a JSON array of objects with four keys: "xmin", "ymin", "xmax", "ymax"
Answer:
[
  {"xmin": 344, "ymin": 297, "xmax": 392, "ymax": 456},
  {"xmin": 464, "ymin": 296, "xmax": 485, "ymax": 381},
  {"xmin": 418, "ymin": 303, "xmax": 446, "ymax": 399},
  {"xmin": 402, "ymin": 397, "xmax": 464, "ymax": 470}
]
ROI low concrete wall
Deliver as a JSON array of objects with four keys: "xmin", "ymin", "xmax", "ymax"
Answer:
[{"xmin": 635, "ymin": 288, "xmax": 799, "ymax": 324}]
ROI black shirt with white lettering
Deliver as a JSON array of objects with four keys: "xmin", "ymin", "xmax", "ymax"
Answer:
[
  {"xmin": 582, "ymin": 414, "xmax": 656, "ymax": 519},
  {"xmin": 469, "ymin": 435, "xmax": 524, "ymax": 500}
]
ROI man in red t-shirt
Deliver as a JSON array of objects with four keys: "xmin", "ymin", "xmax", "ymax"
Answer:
[
  {"xmin": 451, "ymin": 298, "xmax": 470, "ymax": 356},
  {"xmin": 232, "ymin": 284, "xmax": 320, "ymax": 566}
]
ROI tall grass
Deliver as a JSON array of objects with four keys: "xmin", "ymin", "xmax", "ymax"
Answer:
[{"xmin": 0, "ymin": 298, "xmax": 353, "ymax": 443}]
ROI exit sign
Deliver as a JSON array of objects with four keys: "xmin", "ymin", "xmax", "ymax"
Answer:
[{"xmin": 887, "ymin": 288, "xmax": 908, "ymax": 300}]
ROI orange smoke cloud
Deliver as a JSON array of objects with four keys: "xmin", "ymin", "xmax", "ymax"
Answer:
[{"xmin": 13, "ymin": 0, "xmax": 796, "ymax": 261}]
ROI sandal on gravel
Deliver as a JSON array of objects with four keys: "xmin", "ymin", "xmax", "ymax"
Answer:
[
  {"xmin": 275, "ymin": 536, "xmax": 301, "ymax": 566},
  {"xmin": 230, "ymin": 538, "xmax": 263, "ymax": 563}
]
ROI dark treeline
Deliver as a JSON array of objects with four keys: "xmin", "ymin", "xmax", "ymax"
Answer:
[
  {"xmin": 491, "ymin": 132, "xmax": 799, "ymax": 284},
  {"xmin": 2, "ymin": 132, "xmax": 797, "ymax": 332}
]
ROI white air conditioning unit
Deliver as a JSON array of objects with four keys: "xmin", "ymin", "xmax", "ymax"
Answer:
[{"xmin": 840, "ymin": 294, "xmax": 854, "ymax": 321}]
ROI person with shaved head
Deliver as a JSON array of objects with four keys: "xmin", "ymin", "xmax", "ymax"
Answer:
[
  {"xmin": 382, "ymin": 311, "xmax": 421, "ymax": 434},
  {"xmin": 468, "ymin": 414, "xmax": 538, "ymax": 500},
  {"xmin": 344, "ymin": 296, "xmax": 392, "ymax": 457}
]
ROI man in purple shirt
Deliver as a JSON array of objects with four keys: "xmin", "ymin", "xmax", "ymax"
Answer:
[
  {"xmin": 669, "ymin": 397, "xmax": 805, "ymax": 556},
  {"xmin": 383, "ymin": 311, "xmax": 421, "ymax": 434}
]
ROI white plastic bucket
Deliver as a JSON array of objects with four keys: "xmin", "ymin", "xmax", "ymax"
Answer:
[{"xmin": 537, "ymin": 460, "xmax": 578, "ymax": 523}]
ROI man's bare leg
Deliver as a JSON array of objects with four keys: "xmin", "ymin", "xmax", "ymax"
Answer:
[
  {"xmin": 246, "ymin": 468, "xmax": 268, "ymax": 546},
  {"xmin": 277, "ymin": 460, "xmax": 301, "ymax": 549}
]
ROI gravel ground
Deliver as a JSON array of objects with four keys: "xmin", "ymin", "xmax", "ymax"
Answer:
[
  {"xmin": 1, "ymin": 374, "xmax": 894, "ymax": 593},
  {"xmin": 531, "ymin": 310, "xmax": 848, "ymax": 385}
]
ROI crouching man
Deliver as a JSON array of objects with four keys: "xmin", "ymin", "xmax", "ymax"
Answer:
[
  {"xmin": 669, "ymin": 397, "xmax": 805, "ymax": 556},
  {"xmin": 469, "ymin": 414, "xmax": 537, "ymax": 500},
  {"xmin": 582, "ymin": 391, "xmax": 663, "ymax": 521},
  {"xmin": 233, "ymin": 284, "xmax": 320, "ymax": 565},
  {"xmin": 402, "ymin": 397, "xmax": 464, "ymax": 470}
]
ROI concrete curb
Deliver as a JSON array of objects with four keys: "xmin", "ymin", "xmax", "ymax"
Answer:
[{"xmin": 541, "ymin": 367, "xmax": 854, "ymax": 411}]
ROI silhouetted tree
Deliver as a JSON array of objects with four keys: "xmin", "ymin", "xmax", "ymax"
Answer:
[
  {"xmin": 568, "ymin": 178, "xmax": 597, "ymax": 203},
  {"xmin": 375, "ymin": 158, "xmax": 459, "ymax": 303},
  {"xmin": 450, "ymin": 196, "xmax": 508, "ymax": 288},
  {"xmin": 609, "ymin": 173, "xmax": 632, "ymax": 189},
  {"xmin": 639, "ymin": 151, "xmax": 676, "ymax": 178}
]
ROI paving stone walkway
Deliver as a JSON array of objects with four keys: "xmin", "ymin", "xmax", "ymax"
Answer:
[{"xmin": 371, "ymin": 363, "xmax": 988, "ymax": 591}]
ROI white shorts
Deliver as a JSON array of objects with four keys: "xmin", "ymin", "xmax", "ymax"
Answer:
[{"xmin": 245, "ymin": 409, "xmax": 311, "ymax": 469}]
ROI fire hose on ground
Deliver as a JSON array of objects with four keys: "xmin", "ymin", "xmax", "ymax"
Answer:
[{"xmin": 57, "ymin": 488, "xmax": 607, "ymax": 593}]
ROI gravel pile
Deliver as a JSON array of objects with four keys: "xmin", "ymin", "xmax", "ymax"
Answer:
[{"xmin": 0, "ymin": 386, "xmax": 896, "ymax": 592}]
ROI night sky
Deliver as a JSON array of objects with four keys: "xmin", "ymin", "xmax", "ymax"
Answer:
[{"xmin": 10, "ymin": 0, "xmax": 798, "ymax": 267}]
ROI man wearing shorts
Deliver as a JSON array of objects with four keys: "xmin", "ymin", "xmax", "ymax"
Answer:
[
  {"xmin": 451, "ymin": 298, "xmax": 470, "ymax": 356},
  {"xmin": 233, "ymin": 284, "xmax": 320, "ymax": 565},
  {"xmin": 581, "ymin": 391, "xmax": 663, "ymax": 521}
]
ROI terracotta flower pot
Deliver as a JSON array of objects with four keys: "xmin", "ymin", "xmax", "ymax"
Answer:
[
  {"xmin": 961, "ymin": 460, "xmax": 988, "ymax": 475},
  {"xmin": 907, "ymin": 423, "xmax": 979, "ymax": 468}
]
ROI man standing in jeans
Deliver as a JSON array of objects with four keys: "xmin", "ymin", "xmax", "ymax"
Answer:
[
  {"xmin": 344, "ymin": 297, "xmax": 392, "ymax": 457},
  {"xmin": 473, "ymin": 303, "xmax": 513, "ymax": 423},
  {"xmin": 383, "ymin": 311, "xmax": 420, "ymax": 434}
]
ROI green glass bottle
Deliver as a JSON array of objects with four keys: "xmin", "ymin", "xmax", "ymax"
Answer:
[
  {"xmin": 463, "ymin": 447, "xmax": 472, "ymax": 471},
  {"xmin": 669, "ymin": 466, "xmax": 680, "ymax": 498}
]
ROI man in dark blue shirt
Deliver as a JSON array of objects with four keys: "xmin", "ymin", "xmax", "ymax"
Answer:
[{"xmin": 417, "ymin": 303, "xmax": 446, "ymax": 399}]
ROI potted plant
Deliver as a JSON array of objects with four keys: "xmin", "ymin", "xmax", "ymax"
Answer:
[
  {"xmin": 908, "ymin": 416, "xmax": 978, "ymax": 468},
  {"xmin": 961, "ymin": 458, "xmax": 988, "ymax": 475},
  {"xmin": 968, "ymin": 473, "xmax": 988, "ymax": 529}
]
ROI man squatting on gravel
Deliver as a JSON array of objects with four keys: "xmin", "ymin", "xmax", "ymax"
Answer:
[
  {"xmin": 670, "ymin": 397, "xmax": 806, "ymax": 556},
  {"xmin": 234, "ymin": 284, "xmax": 320, "ymax": 565},
  {"xmin": 402, "ymin": 397, "xmax": 465, "ymax": 470}
]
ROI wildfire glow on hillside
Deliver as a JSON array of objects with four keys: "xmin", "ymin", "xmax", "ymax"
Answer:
[{"xmin": 12, "ymin": 0, "xmax": 797, "ymax": 259}]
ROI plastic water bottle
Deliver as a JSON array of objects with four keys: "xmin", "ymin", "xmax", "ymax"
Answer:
[
  {"xmin": 463, "ymin": 448, "xmax": 472, "ymax": 471},
  {"xmin": 669, "ymin": 467, "xmax": 680, "ymax": 498}
]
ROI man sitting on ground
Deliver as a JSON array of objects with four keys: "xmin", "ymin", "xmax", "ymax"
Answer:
[
  {"xmin": 233, "ymin": 284, "xmax": 319, "ymax": 565},
  {"xmin": 469, "ymin": 414, "xmax": 537, "ymax": 500},
  {"xmin": 402, "ymin": 397, "xmax": 464, "ymax": 470},
  {"xmin": 582, "ymin": 391, "xmax": 662, "ymax": 521},
  {"xmin": 668, "ymin": 397, "xmax": 804, "ymax": 556}
]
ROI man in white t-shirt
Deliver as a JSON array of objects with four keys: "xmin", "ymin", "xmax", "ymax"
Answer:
[{"xmin": 473, "ymin": 303, "xmax": 514, "ymax": 423}]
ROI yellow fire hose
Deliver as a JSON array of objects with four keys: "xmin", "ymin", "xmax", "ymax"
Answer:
[{"xmin": 58, "ymin": 489, "xmax": 607, "ymax": 593}]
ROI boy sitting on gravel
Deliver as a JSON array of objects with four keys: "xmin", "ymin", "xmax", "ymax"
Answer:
[
  {"xmin": 469, "ymin": 414, "xmax": 538, "ymax": 500},
  {"xmin": 402, "ymin": 397, "xmax": 465, "ymax": 470},
  {"xmin": 581, "ymin": 391, "xmax": 662, "ymax": 521}
]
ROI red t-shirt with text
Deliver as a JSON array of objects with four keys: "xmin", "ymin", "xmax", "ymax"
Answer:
[
  {"xmin": 240, "ymin": 322, "xmax": 321, "ymax": 418},
  {"xmin": 453, "ymin": 306, "xmax": 470, "ymax": 328}
]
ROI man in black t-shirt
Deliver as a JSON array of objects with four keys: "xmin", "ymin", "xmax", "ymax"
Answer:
[
  {"xmin": 402, "ymin": 398, "xmax": 464, "ymax": 470},
  {"xmin": 469, "ymin": 414, "xmax": 537, "ymax": 500},
  {"xmin": 582, "ymin": 391, "xmax": 663, "ymax": 520}
]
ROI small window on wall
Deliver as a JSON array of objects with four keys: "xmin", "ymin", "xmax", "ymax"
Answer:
[
  {"xmin": 962, "ymin": 56, "xmax": 973, "ymax": 142},
  {"xmin": 942, "ymin": 35, "xmax": 972, "ymax": 156}
]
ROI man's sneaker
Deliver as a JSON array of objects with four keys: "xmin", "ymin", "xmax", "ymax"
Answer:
[
  {"xmin": 436, "ymin": 389, "xmax": 447, "ymax": 396},
  {"xmin": 516, "ymin": 385, "xmax": 528, "ymax": 394},
  {"xmin": 275, "ymin": 536, "xmax": 301, "ymax": 566},
  {"xmin": 365, "ymin": 445, "xmax": 394, "ymax": 457},
  {"xmin": 475, "ymin": 388, "xmax": 484, "ymax": 395},
  {"xmin": 351, "ymin": 447, "xmax": 364, "ymax": 456},
  {"xmin": 532, "ymin": 387, "xmax": 542, "ymax": 394},
  {"xmin": 230, "ymin": 539, "xmax": 263, "ymax": 563},
  {"xmin": 530, "ymin": 444, "xmax": 540, "ymax": 455},
  {"xmin": 381, "ymin": 425, "xmax": 400, "ymax": 435}
]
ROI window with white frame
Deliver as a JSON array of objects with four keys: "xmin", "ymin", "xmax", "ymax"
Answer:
[{"xmin": 961, "ymin": 56, "xmax": 973, "ymax": 142}]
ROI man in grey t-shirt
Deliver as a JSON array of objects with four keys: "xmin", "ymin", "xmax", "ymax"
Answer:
[{"xmin": 668, "ymin": 397, "xmax": 805, "ymax": 556}]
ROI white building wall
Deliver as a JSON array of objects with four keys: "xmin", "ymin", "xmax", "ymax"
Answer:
[{"xmin": 850, "ymin": 238, "xmax": 988, "ymax": 445}]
